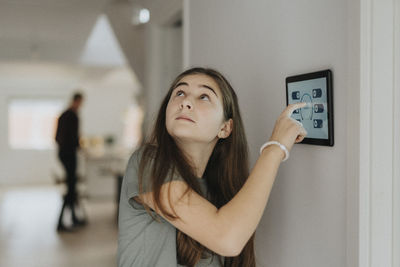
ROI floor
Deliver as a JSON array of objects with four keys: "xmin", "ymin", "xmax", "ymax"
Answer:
[{"xmin": 0, "ymin": 185, "xmax": 118, "ymax": 267}]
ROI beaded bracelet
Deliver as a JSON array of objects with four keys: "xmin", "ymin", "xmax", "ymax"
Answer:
[{"xmin": 259, "ymin": 141, "xmax": 289, "ymax": 162}]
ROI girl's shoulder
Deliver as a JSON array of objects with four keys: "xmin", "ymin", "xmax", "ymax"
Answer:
[
  {"xmin": 130, "ymin": 144, "xmax": 157, "ymax": 161},
  {"xmin": 127, "ymin": 144, "xmax": 158, "ymax": 174}
]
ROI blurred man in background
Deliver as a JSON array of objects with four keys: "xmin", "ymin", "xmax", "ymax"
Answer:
[{"xmin": 55, "ymin": 92, "xmax": 87, "ymax": 232}]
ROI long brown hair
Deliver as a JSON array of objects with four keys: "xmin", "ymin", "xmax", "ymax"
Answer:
[{"xmin": 138, "ymin": 67, "xmax": 255, "ymax": 267}]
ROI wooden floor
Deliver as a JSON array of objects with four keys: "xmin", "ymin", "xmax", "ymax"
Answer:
[{"xmin": 0, "ymin": 185, "xmax": 118, "ymax": 267}]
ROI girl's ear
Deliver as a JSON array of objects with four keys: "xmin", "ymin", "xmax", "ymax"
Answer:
[{"xmin": 218, "ymin": 119, "xmax": 233, "ymax": 139}]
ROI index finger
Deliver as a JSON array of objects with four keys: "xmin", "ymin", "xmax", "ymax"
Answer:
[{"xmin": 285, "ymin": 102, "xmax": 308, "ymax": 117}]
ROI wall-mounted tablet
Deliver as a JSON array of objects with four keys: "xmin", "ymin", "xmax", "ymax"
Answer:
[{"xmin": 286, "ymin": 69, "xmax": 334, "ymax": 146}]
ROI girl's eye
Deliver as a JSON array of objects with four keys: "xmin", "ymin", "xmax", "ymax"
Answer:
[
  {"xmin": 200, "ymin": 94, "xmax": 210, "ymax": 101},
  {"xmin": 176, "ymin": 90, "xmax": 184, "ymax": 96}
]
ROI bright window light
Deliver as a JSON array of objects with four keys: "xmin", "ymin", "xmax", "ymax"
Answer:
[
  {"xmin": 8, "ymin": 99, "xmax": 64, "ymax": 150},
  {"xmin": 122, "ymin": 104, "xmax": 143, "ymax": 149}
]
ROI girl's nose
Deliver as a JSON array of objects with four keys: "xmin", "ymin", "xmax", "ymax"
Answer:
[{"xmin": 180, "ymin": 99, "xmax": 192, "ymax": 110}]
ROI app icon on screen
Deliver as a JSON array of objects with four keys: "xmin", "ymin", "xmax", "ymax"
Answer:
[
  {"xmin": 314, "ymin": 104, "xmax": 324, "ymax": 113},
  {"xmin": 312, "ymin": 88, "xmax": 322, "ymax": 98},
  {"xmin": 313, "ymin": 119, "xmax": 323, "ymax": 128},
  {"xmin": 292, "ymin": 91, "xmax": 300, "ymax": 100}
]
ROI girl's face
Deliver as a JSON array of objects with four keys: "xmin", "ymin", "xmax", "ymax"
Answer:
[{"xmin": 166, "ymin": 74, "xmax": 231, "ymax": 145}]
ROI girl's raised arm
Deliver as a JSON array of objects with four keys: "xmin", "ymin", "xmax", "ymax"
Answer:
[{"xmin": 135, "ymin": 102, "xmax": 307, "ymax": 257}]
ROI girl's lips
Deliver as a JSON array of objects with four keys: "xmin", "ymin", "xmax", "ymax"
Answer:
[{"xmin": 176, "ymin": 116, "xmax": 195, "ymax": 122}]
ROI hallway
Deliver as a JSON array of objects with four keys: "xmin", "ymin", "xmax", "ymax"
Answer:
[{"xmin": 0, "ymin": 186, "xmax": 118, "ymax": 267}]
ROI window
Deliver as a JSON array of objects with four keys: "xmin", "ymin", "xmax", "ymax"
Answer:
[
  {"xmin": 121, "ymin": 104, "xmax": 143, "ymax": 149},
  {"xmin": 8, "ymin": 99, "xmax": 64, "ymax": 150}
]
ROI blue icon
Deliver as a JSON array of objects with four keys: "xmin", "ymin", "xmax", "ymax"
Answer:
[
  {"xmin": 292, "ymin": 91, "xmax": 300, "ymax": 100},
  {"xmin": 313, "ymin": 119, "xmax": 323, "ymax": 128},
  {"xmin": 314, "ymin": 104, "xmax": 324, "ymax": 113},
  {"xmin": 312, "ymin": 88, "xmax": 322, "ymax": 98}
]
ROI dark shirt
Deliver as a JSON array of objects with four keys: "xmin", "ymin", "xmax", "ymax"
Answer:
[{"xmin": 55, "ymin": 108, "xmax": 80, "ymax": 152}]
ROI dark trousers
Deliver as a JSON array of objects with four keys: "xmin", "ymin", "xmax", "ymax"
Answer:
[{"xmin": 57, "ymin": 150, "xmax": 79, "ymax": 226}]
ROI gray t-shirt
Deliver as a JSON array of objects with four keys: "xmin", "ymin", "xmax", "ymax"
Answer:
[{"xmin": 117, "ymin": 149, "xmax": 224, "ymax": 267}]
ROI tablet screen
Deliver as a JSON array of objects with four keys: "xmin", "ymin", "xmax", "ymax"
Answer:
[{"xmin": 286, "ymin": 70, "xmax": 334, "ymax": 146}]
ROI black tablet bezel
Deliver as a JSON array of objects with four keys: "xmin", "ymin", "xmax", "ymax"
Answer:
[{"xmin": 285, "ymin": 69, "xmax": 334, "ymax": 146}]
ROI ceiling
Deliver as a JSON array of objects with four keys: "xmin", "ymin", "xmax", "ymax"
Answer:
[{"xmin": 0, "ymin": 0, "xmax": 182, "ymax": 64}]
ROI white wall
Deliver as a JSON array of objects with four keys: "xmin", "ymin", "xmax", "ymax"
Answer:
[
  {"xmin": 0, "ymin": 62, "xmax": 140, "ymax": 186},
  {"xmin": 105, "ymin": 2, "xmax": 147, "ymax": 84},
  {"xmin": 142, "ymin": 22, "xmax": 183, "ymax": 138},
  {"xmin": 104, "ymin": 0, "xmax": 183, "ymax": 142},
  {"xmin": 357, "ymin": 0, "xmax": 400, "ymax": 266},
  {"xmin": 185, "ymin": 0, "xmax": 353, "ymax": 266}
]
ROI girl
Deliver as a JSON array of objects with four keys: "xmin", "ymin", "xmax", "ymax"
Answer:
[{"xmin": 117, "ymin": 67, "xmax": 307, "ymax": 267}]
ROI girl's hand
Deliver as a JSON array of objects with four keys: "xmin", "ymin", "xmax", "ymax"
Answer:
[{"xmin": 268, "ymin": 102, "xmax": 308, "ymax": 152}]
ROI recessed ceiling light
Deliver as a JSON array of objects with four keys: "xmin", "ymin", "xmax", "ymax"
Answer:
[
  {"xmin": 139, "ymin": 8, "xmax": 150, "ymax": 24},
  {"xmin": 132, "ymin": 8, "xmax": 150, "ymax": 25}
]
